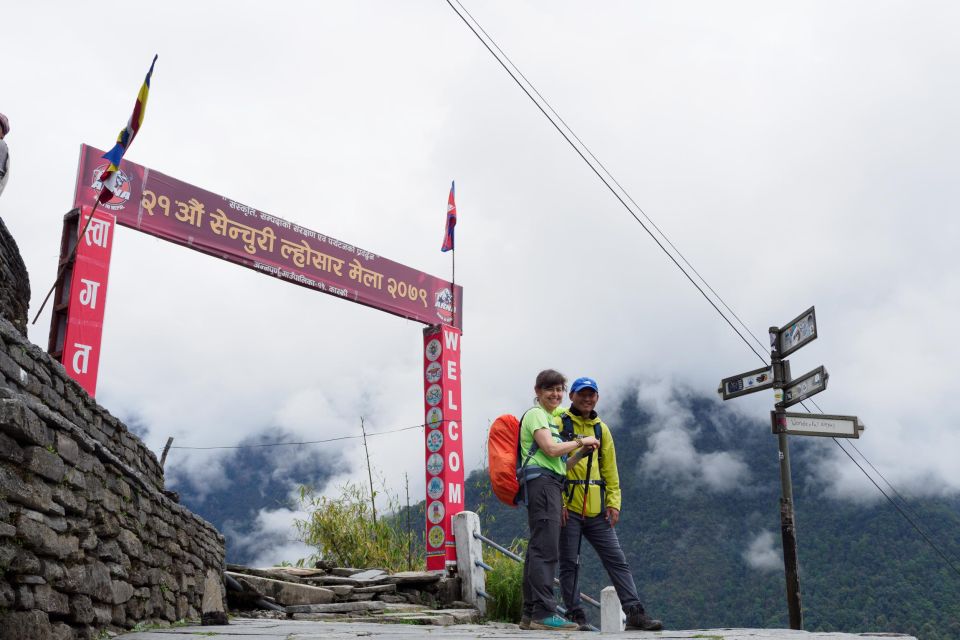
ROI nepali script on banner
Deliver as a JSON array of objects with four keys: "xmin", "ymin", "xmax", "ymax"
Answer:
[{"xmin": 73, "ymin": 144, "xmax": 463, "ymax": 329}]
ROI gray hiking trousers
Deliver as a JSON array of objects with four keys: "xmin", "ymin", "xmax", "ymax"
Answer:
[
  {"xmin": 558, "ymin": 512, "xmax": 642, "ymax": 616},
  {"xmin": 521, "ymin": 473, "xmax": 565, "ymax": 620}
]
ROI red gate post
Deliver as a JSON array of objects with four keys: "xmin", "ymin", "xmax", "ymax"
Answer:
[
  {"xmin": 48, "ymin": 207, "xmax": 115, "ymax": 396},
  {"xmin": 422, "ymin": 324, "xmax": 464, "ymax": 571}
]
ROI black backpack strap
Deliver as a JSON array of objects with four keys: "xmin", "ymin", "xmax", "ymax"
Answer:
[
  {"xmin": 594, "ymin": 422, "xmax": 606, "ymax": 509},
  {"xmin": 516, "ymin": 409, "xmax": 541, "ymax": 506}
]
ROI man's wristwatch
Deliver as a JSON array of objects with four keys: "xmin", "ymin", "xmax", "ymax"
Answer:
[{"xmin": 575, "ymin": 435, "xmax": 583, "ymax": 447}]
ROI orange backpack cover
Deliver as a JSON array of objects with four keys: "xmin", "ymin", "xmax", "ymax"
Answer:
[{"xmin": 488, "ymin": 414, "xmax": 522, "ymax": 506}]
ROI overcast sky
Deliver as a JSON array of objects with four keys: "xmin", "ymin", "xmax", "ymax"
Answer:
[{"xmin": 3, "ymin": 2, "xmax": 959, "ymax": 561}]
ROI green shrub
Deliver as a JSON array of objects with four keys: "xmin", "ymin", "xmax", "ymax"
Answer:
[
  {"xmin": 484, "ymin": 539, "xmax": 526, "ymax": 623},
  {"xmin": 294, "ymin": 480, "xmax": 422, "ymax": 572}
]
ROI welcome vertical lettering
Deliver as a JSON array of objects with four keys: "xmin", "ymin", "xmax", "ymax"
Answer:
[{"xmin": 422, "ymin": 324, "xmax": 464, "ymax": 571}]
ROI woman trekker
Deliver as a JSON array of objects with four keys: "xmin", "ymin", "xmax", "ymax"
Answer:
[{"xmin": 519, "ymin": 369, "xmax": 599, "ymax": 631}]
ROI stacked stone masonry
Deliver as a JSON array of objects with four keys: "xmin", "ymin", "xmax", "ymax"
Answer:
[{"xmin": 0, "ymin": 308, "xmax": 225, "ymax": 637}]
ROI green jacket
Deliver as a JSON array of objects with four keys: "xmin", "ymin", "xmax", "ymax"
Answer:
[{"xmin": 560, "ymin": 407, "xmax": 621, "ymax": 516}]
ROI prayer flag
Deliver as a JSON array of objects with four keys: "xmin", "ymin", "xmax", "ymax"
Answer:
[
  {"xmin": 441, "ymin": 181, "xmax": 456, "ymax": 252},
  {"xmin": 99, "ymin": 55, "xmax": 158, "ymax": 204}
]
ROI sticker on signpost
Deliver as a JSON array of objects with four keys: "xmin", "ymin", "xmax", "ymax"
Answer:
[
  {"xmin": 426, "ymin": 453, "xmax": 444, "ymax": 476},
  {"xmin": 428, "ymin": 525, "xmax": 445, "ymax": 549},
  {"xmin": 425, "ymin": 384, "xmax": 442, "ymax": 407},
  {"xmin": 425, "ymin": 339, "xmax": 442, "ymax": 362},
  {"xmin": 427, "ymin": 501, "xmax": 445, "ymax": 524},
  {"xmin": 425, "ymin": 361, "xmax": 442, "ymax": 384},
  {"xmin": 427, "ymin": 477, "xmax": 444, "ymax": 500},
  {"xmin": 427, "ymin": 430, "xmax": 443, "ymax": 452},
  {"xmin": 426, "ymin": 407, "xmax": 443, "ymax": 429}
]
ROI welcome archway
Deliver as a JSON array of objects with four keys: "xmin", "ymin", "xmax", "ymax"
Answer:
[{"xmin": 48, "ymin": 145, "xmax": 464, "ymax": 570}]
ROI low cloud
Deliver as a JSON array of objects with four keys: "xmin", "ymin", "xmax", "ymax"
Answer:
[
  {"xmin": 637, "ymin": 379, "xmax": 751, "ymax": 493},
  {"xmin": 225, "ymin": 506, "xmax": 314, "ymax": 568},
  {"xmin": 743, "ymin": 530, "xmax": 781, "ymax": 572}
]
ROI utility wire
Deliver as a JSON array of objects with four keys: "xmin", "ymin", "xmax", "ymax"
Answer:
[
  {"xmin": 170, "ymin": 423, "xmax": 424, "ymax": 450},
  {"xmin": 446, "ymin": 0, "xmax": 959, "ymax": 577},
  {"xmin": 450, "ymin": 0, "xmax": 771, "ymax": 362},
  {"xmin": 831, "ymin": 438, "xmax": 960, "ymax": 579},
  {"xmin": 445, "ymin": 0, "xmax": 767, "ymax": 365}
]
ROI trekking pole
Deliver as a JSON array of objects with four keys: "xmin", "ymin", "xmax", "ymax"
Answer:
[{"xmin": 571, "ymin": 447, "xmax": 594, "ymax": 612}]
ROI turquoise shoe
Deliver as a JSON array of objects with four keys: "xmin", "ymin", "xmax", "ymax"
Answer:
[{"xmin": 530, "ymin": 615, "xmax": 579, "ymax": 630}]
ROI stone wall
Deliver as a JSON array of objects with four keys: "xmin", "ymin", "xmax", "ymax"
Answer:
[
  {"xmin": 0, "ymin": 222, "xmax": 225, "ymax": 639},
  {"xmin": 0, "ymin": 217, "xmax": 30, "ymax": 336}
]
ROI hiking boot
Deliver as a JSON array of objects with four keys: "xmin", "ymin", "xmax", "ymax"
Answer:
[
  {"xmin": 530, "ymin": 614, "xmax": 579, "ymax": 631},
  {"xmin": 518, "ymin": 616, "xmax": 531, "ymax": 630},
  {"xmin": 624, "ymin": 605, "xmax": 663, "ymax": 631},
  {"xmin": 569, "ymin": 609, "xmax": 590, "ymax": 631}
]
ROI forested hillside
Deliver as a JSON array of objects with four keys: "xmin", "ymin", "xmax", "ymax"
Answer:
[{"xmin": 466, "ymin": 390, "xmax": 960, "ymax": 640}]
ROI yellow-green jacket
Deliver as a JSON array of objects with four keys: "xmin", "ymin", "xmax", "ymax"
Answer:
[{"xmin": 560, "ymin": 407, "xmax": 621, "ymax": 517}]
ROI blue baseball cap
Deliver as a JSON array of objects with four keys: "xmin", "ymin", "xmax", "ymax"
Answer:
[{"xmin": 570, "ymin": 377, "xmax": 599, "ymax": 393}]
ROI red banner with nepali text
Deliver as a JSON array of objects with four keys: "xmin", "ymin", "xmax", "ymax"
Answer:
[
  {"xmin": 72, "ymin": 144, "xmax": 463, "ymax": 329},
  {"xmin": 423, "ymin": 324, "xmax": 464, "ymax": 571},
  {"xmin": 61, "ymin": 210, "xmax": 116, "ymax": 396}
]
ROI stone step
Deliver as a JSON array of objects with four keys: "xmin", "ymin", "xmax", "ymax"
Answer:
[
  {"xmin": 286, "ymin": 600, "xmax": 387, "ymax": 614},
  {"xmin": 225, "ymin": 572, "xmax": 335, "ymax": 606}
]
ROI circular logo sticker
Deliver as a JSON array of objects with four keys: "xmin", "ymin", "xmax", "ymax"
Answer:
[
  {"xmin": 426, "ymin": 407, "xmax": 443, "ymax": 429},
  {"xmin": 425, "ymin": 339, "xmax": 442, "ymax": 362},
  {"xmin": 426, "ymin": 453, "xmax": 444, "ymax": 476},
  {"xmin": 425, "ymin": 361, "xmax": 442, "ymax": 384},
  {"xmin": 427, "ymin": 429, "xmax": 443, "ymax": 453},
  {"xmin": 427, "ymin": 477, "xmax": 444, "ymax": 500},
  {"xmin": 428, "ymin": 525, "xmax": 445, "ymax": 549},
  {"xmin": 425, "ymin": 384, "xmax": 442, "ymax": 407},
  {"xmin": 434, "ymin": 288, "xmax": 454, "ymax": 324},
  {"xmin": 427, "ymin": 500, "xmax": 445, "ymax": 524}
]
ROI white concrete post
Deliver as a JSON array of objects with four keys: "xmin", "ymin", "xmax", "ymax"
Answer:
[
  {"xmin": 451, "ymin": 510, "xmax": 486, "ymax": 615},
  {"xmin": 600, "ymin": 586, "xmax": 624, "ymax": 632}
]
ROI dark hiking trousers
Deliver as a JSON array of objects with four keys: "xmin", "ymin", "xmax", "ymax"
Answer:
[
  {"xmin": 558, "ymin": 512, "xmax": 643, "ymax": 617},
  {"xmin": 522, "ymin": 472, "xmax": 565, "ymax": 620}
]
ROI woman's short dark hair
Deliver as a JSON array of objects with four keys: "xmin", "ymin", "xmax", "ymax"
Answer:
[{"xmin": 535, "ymin": 369, "xmax": 567, "ymax": 391}]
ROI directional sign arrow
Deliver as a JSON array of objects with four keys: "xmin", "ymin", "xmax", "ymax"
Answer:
[
  {"xmin": 776, "ymin": 306, "xmax": 817, "ymax": 357},
  {"xmin": 780, "ymin": 365, "xmax": 829, "ymax": 408},
  {"xmin": 771, "ymin": 411, "xmax": 861, "ymax": 438},
  {"xmin": 718, "ymin": 366, "xmax": 775, "ymax": 401}
]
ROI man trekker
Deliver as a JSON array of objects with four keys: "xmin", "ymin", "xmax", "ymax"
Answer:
[{"xmin": 558, "ymin": 376, "xmax": 663, "ymax": 631}]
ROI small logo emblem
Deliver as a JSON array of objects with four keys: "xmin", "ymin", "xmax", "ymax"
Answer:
[
  {"xmin": 426, "ymin": 453, "xmax": 444, "ymax": 475},
  {"xmin": 425, "ymin": 338, "xmax": 442, "ymax": 362},
  {"xmin": 427, "ymin": 477, "xmax": 444, "ymax": 499},
  {"xmin": 434, "ymin": 288, "xmax": 454, "ymax": 323},
  {"xmin": 428, "ymin": 525, "xmax": 445, "ymax": 549},
  {"xmin": 425, "ymin": 361, "xmax": 442, "ymax": 384},
  {"xmin": 425, "ymin": 384, "xmax": 442, "ymax": 407},
  {"xmin": 426, "ymin": 407, "xmax": 443, "ymax": 429},
  {"xmin": 427, "ymin": 500, "xmax": 445, "ymax": 524},
  {"xmin": 91, "ymin": 164, "xmax": 133, "ymax": 211},
  {"xmin": 427, "ymin": 430, "xmax": 443, "ymax": 452}
]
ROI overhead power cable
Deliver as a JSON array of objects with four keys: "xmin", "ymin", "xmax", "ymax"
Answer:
[
  {"xmin": 445, "ymin": 0, "xmax": 959, "ymax": 578},
  {"xmin": 445, "ymin": 0, "xmax": 767, "ymax": 365},
  {"xmin": 170, "ymin": 423, "xmax": 424, "ymax": 450},
  {"xmin": 448, "ymin": 0, "xmax": 771, "ymax": 362},
  {"xmin": 831, "ymin": 438, "xmax": 960, "ymax": 579}
]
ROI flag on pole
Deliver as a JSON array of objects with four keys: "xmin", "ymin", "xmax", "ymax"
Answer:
[
  {"xmin": 98, "ymin": 54, "xmax": 158, "ymax": 204},
  {"xmin": 441, "ymin": 181, "xmax": 456, "ymax": 252}
]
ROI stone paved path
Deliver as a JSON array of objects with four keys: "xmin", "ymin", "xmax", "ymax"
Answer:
[{"xmin": 117, "ymin": 618, "xmax": 916, "ymax": 639}]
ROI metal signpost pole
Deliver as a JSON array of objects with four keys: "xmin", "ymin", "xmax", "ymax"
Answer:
[{"xmin": 770, "ymin": 328, "xmax": 803, "ymax": 630}]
